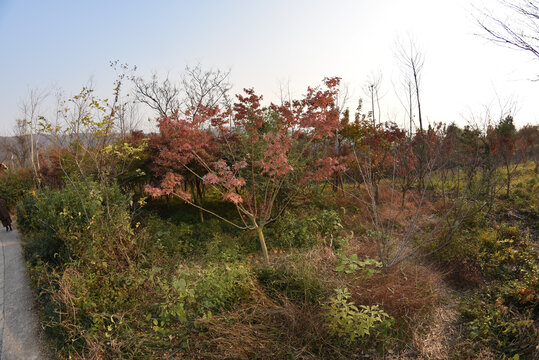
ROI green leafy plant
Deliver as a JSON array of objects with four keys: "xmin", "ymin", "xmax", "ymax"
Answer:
[
  {"xmin": 460, "ymin": 295, "xmax": 536, "ymax": 357},
  {"xmin": 18, "ymin": 180, "xmax": 130, "ymax": 266},
  {"xmin": 193, "ymin": 263, "xmax": 254, "ymax": 317},
  {"xmin": 324, "ymin": 288, "xmax": 392, "ymax": 344},
  {"xmin": 335, "ymin": 254, "xmax": 382, "ymax": 277},
  {"xmin": 314, "ymin": 209, "xmax": 346, "ymax": 248},
  {"xmin": 144, "ymin": 215, "xmax": 196, "ymax": 256},
  {"xmin": 149, "ymin": 274, "xmax": 194, "ymax": 334},
  {"xmin": 266, "ymin": 209, "xmax": 345, "ymax": 250}
]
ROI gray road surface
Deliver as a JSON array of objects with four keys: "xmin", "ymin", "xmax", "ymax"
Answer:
[{"xmin": 0, "ymin": 229, "xmax": 49, "ymax": 359}]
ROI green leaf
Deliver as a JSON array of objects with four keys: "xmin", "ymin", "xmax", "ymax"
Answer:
[
  {"xmin": 178, "ymin": 278, "xmax": 186, "ymax": 291},
  {"xmin": 173, "ymin": 278, "xmax": 187, "ymax": 291}
]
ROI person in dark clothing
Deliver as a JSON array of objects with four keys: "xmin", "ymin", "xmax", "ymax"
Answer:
[{"xmin": 0, "ymin": 197, "xmax": 13, "ymax": 231}]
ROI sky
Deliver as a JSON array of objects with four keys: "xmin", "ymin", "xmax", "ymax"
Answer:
[{"xmin": 0, "ymin": 0, "xmax": 537, "ymax": 135}]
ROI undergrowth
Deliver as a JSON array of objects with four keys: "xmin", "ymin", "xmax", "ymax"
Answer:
[{"xmin": 18, "ymin": 163, "xmax": 538, "ymax": 359}]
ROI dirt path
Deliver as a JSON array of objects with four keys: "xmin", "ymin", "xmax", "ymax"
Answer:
[
  {"xmin": 0, "ymin": 229, "xmax": 49, "ymax": 359},
  {"xmin": 411, "ymin": 286, "xmax": 460, "ymax": 359}
]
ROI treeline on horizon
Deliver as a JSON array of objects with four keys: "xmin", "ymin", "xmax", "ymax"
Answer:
[{"xmin": 0, "ymin": 66, "xmax": 537, "ymax": 190}]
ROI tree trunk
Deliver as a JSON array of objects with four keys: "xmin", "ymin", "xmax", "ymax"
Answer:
[
  {"xmin": 196, "ymin": 181, "xmax": 205, "ymax": 222},
  {"xmin": 256, "ymin": 226, "xmax": 269, "ymax": 266},
  {"xmin": 198, "ymin": 209, "xmax": 204, "ymax": 223}
]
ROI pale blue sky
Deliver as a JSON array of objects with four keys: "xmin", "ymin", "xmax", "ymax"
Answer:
[{"xmin": 0, "ymin": 0, "xmax": 537, "ymax": 134}]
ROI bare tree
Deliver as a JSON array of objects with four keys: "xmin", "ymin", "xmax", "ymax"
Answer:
[
  {"xmin": 133, "ymin": 64, "xmax": 232, "ymax": 222},
  {"xmin": 109, "ymin": 61, "xmax": 141, "ymax": 138},
  {"xmin": 132, "ymin": 73, "xmax": 181, "ymax": 117},
  {"xmin": 278, "ymin": 79, "xmax": 294, "ymax": 107},
  {"xmin": 346, "ymin": 125, "xmax": 496, "ymax": 268},
  {"xmin": 132, "ymin": 64, "xmax": 232, "ymax": 123},
  {"xmin": 363, "ymin": 73, "xmax": 383, "ymax": 126},
  {"xmin": 393, "ymin": 74, "xmax": 416, "ymax": 135},
  {"xmin": 0, "ymin": 139, "xmax": 10, "ymax": 169},
  {"xmin": 19, "ymin": 88, "xmax": 48, "ymax": 185},
  {"xmin": 115, "ymin": 100, "xmax": 142, "ymax": 138},
  {"xmin": 396, "ymin": 38, "xmax": 426, "ymax": 189},
  {"xmin": 0, "ymin": 119, "xmax": 32, "ymax": 169},
  {"xmin": 476, "ymin": 0, "xmax": 539, "ymax": 65},
  {"xmin": 332, "ymin": 80, "xmax": 350, "ymax": 193},
  {"xmin": 181, "ymin": 64, "xmax": 232, "ymax": 118},
  {"xmin": 396, "ymin": 39, "xmax": 424, "ymax": 134},
  {"xmin": 0, "ymin": 147, "xmax": 6, "ymax": 166}
]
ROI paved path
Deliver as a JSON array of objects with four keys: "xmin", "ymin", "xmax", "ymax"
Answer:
[{"xmin": 0, "ymin": 229, "xmax": 49, "ymax": 359}]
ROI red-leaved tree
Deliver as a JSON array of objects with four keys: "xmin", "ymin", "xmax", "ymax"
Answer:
[{"xmin": 146, "ymin": 78, "xmax": 344, "ymax": 265}]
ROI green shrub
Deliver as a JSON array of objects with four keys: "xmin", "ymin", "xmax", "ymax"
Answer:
[
  {"xmin": 18, "ymin": 180, "xmax": 131, "ymax": 265},
  {"xmin": 324, "ymin": 288, "xmax": 393, "ymax": 344},
  {"xmin": 499, "ymin": 276, "xmax": 539, "ymax": 314},
  {"xmin": 193, "ymin": 262, "xmax": 254, "ymax": 317},
  {"xmin": 477, "ymin": 225, "xmax": 536, "ymax": 279},
  {"xmin": 144, "ymin": 215, "xmax": 196, "ymax": 256},
  {"xmin": 142, "ymin": 213, "xmax": 252, "ymax": 260},
  {"xmin": 456, "ymin": 218, "xmax": 539, "ymax": 357},
  {"xmin": 204, "ymin": 232, "xmax": 246, "ymax": 262},
  {"xmin": 335, "ymin": 254, "xmax": 382, "ymax": 277},
  {"xmin": 0, "ymin": 169, "xmax": 34, "ymax": 209},
  {"xmin": 145, "ymin": 269, "xmax": 194, "ymax": 335},
  {"xmin": 266, "ymin": 209, "xmax": 345, "ymax": 249},
  {"xmin": 266, "ymin": 211, "xmax": 315, "ymax": 249},
  {"xmin": 460, "ymin": 294, "xmax": 537, "ymax": 357},
  {"xmin": 434, "ymin": 221, "xmax": 535, "ymax": 286},
  {"xmin": 22, "ymin": 189, "xmax": 182, "ymax": 358},
  {"xmin": 435, "ymin": 226, "xmax": 482, "ymax": 266}
]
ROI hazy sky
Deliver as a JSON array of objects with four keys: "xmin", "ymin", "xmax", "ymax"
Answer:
[{"xmin": 0, "ymin": 0, "xmax": 537, "ymax": 135}]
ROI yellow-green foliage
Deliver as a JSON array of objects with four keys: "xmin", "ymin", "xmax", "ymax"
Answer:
[
  {"xmin": 17, "ymin": 180, "xmax": 130, "ymax": 265},
  {"xmin": 496, "ymin": 161, "xmax": 538, "ymax": 217},
  {"xmin": 456, "ymin": 221, "xmax": 538, "ymax": 357}
]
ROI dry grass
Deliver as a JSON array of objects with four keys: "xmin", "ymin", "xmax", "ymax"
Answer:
[
  {"xmin": 409, "ymin": 286, "xmax": 459, "ymax": 360},
  {"xmin": 186, "ymin": 289, "xmax": 331, "ymax": 360},
  {"xmin": 183, "ymin": 233, "xmax": 446, "ymax": 359},
  {"xmin": 349, "ymin": 261, "xmax": 440, "ymax": 320},
  {"xmin": 339, "ymin": 233, "xmax": 441, "ymax": 319}
]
